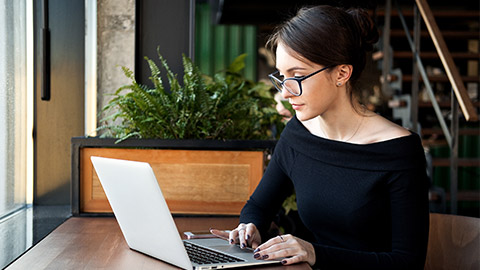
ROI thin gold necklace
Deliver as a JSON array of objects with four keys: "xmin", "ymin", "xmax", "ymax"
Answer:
[{"xmin": 344, "ymin": 115, "xmax": 364, "ymax": 142}]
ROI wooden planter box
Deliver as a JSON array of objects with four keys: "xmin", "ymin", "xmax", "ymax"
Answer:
[{"xmin": 71, "ymin": 137, "xmax": 276, "ymax": 216}]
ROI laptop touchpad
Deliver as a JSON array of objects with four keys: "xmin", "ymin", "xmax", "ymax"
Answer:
[{"xmin": 210, "ymin": 245, "xmax": 252, "ymax": 254}]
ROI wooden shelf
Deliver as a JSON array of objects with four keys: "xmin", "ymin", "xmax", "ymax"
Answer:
[
  {"xmin": 418, "ymin": 101, "xmax": 480, "ymax": 108},
  {"xmin": 423, "ymin": 128, "xmax": 480, "ymax": 136},
  {"xmin": 376, "ymin": 9, "xmax": 480, "ymax": 18},
  {"xmin": 447, "ymin": 191, "xmax": 480, "ymax": 201},
  {"xmin": 430, "ymin": 191, "xmax": 480, "ymax": 201},
  {"xmin": 432, "ymin": 158, "xmax": 480, "ymax": 167},
  {"xmin": 394, "ymin": 51, "xmax": 480, "ymax": 59},
  {"xmin": 403, "ymin": 75, "xmax": 480, "ymax": 83},
  {"xmin": 388, "ymin": 29, "xmax": 480, "ymax": 39}
]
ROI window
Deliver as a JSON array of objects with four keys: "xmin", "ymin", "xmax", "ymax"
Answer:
[{"xmin": 0, "ymin": 0, "xmax": 33, "ymax": 267}]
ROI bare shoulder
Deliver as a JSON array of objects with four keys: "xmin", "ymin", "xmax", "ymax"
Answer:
[{"xmin": 360, "ymin": 113, "xmax": 411, "ymax": 144}]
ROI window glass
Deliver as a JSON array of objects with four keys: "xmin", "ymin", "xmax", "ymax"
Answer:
[
  {"xmin": 0, "ymin": 1, "xmax": 31, "ymax": 268},
  {"xmin": 0, "ymin": 0, "xmax": 27, "ymax": 219}
]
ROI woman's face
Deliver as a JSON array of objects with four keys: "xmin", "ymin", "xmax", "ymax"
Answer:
[{"xmin": 275, "ymin": 43, "xmax": 339, "ymax": 121}]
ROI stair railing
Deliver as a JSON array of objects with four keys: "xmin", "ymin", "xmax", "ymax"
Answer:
[{"xmin": 415, "ymin": 0, "xmax": 477, "ymax": 123}]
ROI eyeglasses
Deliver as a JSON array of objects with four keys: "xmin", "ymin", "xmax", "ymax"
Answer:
[{"xmin": 268, "ymin": 65, "xmax": 332, "ymax": 96}]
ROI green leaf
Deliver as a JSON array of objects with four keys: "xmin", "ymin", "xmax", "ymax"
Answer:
[
  {"xmin": 282, "ymin": 193, "xmax": 298, "ymax": 215},
  {"xmin": 281, "ymin": 100, "xmax": 295, "ymax": 116},
  {"xmin": 227, "ymin": 54, "xmax": 247, "ymax": 73}
]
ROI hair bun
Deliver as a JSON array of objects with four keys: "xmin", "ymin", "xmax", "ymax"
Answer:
[{"xmin": 346, "ymin": 8, "xmax": 379, "ymax": 52}]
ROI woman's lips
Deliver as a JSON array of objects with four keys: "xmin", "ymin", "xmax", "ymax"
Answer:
[{"xmin": 291, "ymin": 103, "xmax": 304, "ymax": 110}]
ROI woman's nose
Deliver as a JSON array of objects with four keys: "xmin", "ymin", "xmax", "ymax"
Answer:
[{"xmin": 280, "ymin": 87, "xmax": 294, "ymax": 99}]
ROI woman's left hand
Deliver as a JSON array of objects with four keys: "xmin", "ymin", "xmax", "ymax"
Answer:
[{"xmin": 253, "ymin": 234, "xmax": 316, "ymax": 266}]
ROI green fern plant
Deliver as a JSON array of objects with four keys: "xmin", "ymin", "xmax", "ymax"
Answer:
[{"xmin": 98, "ymin": 49, "xmax": 285, "ymax": 142}]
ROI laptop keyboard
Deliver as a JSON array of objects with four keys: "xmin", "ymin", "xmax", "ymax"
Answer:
[{"xmin": 184, "ymin": 241, "xmax": 245, "ymax": 265}]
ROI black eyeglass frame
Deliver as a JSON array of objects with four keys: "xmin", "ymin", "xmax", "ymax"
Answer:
[{"xmin": 268, "ymin": 65, "xmax": 333, "ymax": 96}]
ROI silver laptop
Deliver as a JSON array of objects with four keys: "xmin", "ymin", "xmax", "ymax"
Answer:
[{"xmin": 91, "ymin": 156, "xmax": 280, "ymax": 270}]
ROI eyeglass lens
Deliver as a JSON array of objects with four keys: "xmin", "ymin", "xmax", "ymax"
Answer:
[{"xmin": 270, "ymin": 77, "xmax": 301, "ymax": 96}]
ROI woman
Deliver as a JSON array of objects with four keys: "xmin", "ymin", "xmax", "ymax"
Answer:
[{"xmin": 212, "ymin": 5, "xmax": 429, "ymax": 269}]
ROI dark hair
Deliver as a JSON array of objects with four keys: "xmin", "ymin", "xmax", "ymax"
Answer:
[{"xmin": 267, "ymin": 5, "xmax": 379, "ymax": 102}]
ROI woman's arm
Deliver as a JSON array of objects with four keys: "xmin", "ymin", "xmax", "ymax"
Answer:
[
  {"xmin": 239, "ymin": 152, "xmax": 295, "ymax": 237},
  {"xmin": 211, "ymin": 142, "xmax": 295, "ymax": 251}
]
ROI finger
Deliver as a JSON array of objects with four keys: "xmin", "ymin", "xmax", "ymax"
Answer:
[
  {"xmin": 238, "ymin": 228, "xmax": 247, "ymax": 249},
  {"xmin": 254, "ymin": 235, "xmax": 315, "ymax": 266},
  {"xmin": 251, "ymin": 239, "xmax": 260, "ymax": 250},
  {"xmin": 255, "ymin": 234, "xmax": 287, "ymax": 252},
  {"xmin": 254, "ymin": 235, "xmax": 297, "ymax": 261},
  {"xmin": 254, "ymin": 245, "xmax": 292, "ymax": 261},
  {"xmin": 245, "ymin": 225, "xmax": 255, "ymax": 242},
  {"xmin": 209, "ymin": 229, "xmax": 229, "ymax": 240},
  {"xmin": 261, "ymin": 239, "xmax": 289, "ymax": 255},
  {"xmin": 248, "ymin": 230, "xmax": 261, "ymax": 249},
  {"xmin": 228, "ymin": 229, "xmax": 239, "ymax": 245},
  {"xmin": 279, "ymin": 254, "xmax": 304, "ymax": 266}
]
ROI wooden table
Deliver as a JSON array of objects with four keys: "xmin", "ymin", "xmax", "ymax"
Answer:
[{"xmin": 6, "ymin": 217, "xmax": 311, "ymax": 270}]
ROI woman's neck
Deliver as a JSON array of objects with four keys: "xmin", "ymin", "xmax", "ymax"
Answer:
[{"xmin": 302, "ymin": 101, "xmax": 366, "ymax": 142}]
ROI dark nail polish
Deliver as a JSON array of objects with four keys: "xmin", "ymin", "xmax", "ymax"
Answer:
[
  {"xmin": 246, "ymin": 234, "xmax": 251, "ymax": 240},
  {"xmin": 241, "ymin": 243, "xmax": 246, "ymax": 249},
  {"xmin": 230, "ymin": 239, "xmax": 234, "ymax": 244},
  {"xmin": 281, "ymin": 260, "xmax": 287, "ymax": 265},
  {"xmin": 253, "ymin": 253, "xmax": 260, "ymax": 259},
  {"xmin": 262, "ymin": 254, "xmax": 269, "ymax": 260},
  {"xmin": 253, "ymin": 248, "xmax": 260, "ymax": 253}
]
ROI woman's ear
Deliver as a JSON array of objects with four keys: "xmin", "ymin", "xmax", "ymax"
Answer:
[{"xmin": 335, "ymin": 65, "xmax": 353, "ymax": 87}]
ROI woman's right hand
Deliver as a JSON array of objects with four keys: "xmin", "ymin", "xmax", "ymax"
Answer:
[{"xmin": 210, "ymin": 223, "xmax": 262, "ymax": 249}]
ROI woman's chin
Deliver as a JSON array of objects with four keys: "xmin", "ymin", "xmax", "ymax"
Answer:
[{"xmin": 295, "ymin": 112, "xmax": 316, "ymax": 122}]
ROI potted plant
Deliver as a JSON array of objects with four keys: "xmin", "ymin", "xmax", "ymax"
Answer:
[{"xmin": 72, "ymin": 49, "xmax": 285, "ymax": 216}]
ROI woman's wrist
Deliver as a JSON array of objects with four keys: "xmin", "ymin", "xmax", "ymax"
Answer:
[{"xmin": 306, "ymin": 241, "xmax": 316, "ymax": 266}]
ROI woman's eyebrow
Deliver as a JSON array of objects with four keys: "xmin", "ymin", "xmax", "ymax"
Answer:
[{"xmin": 277, "ymin": 66, "xmax": 308, "ymax": 73}]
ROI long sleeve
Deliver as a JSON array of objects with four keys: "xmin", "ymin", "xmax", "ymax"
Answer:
[{"xmin": 239, "ymin": 150, "xmax": 294, "ymax": 237}]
